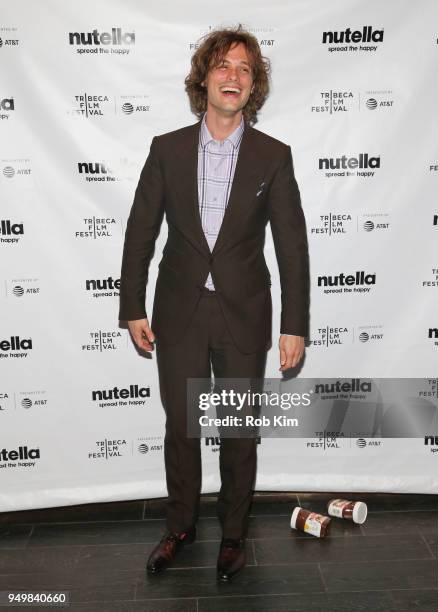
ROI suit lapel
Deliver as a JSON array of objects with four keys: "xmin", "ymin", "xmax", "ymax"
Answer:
[
  {"xmin": 212, "ymin": 123, "xmax": 260, "ymax": 256},
  {"xmin": 178, "ymin": 119, "xmax": 211, "ymax": 258}
]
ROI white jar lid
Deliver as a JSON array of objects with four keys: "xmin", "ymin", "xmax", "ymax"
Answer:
[
  {"xmin": 290, "ymin": 506, "xmax": 302, "ymax": 529},
  {"xmin": 352, "ymin": 501, "xmax": 368, "ymax": 524}
]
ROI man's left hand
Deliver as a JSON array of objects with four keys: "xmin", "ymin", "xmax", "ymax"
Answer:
[{"xmin": 279, "ymin": 335, "xmax": 305, "ymax": 371}]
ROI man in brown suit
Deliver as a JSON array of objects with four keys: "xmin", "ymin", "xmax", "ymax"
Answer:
[{"xmin": 119, "ymin": 25, "xmax": 310, "ymax": 581}]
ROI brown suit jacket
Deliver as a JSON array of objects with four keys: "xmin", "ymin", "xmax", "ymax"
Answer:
[{"xmin": 119, "ymin": 118, "xmax": 310, "ymax": 354}]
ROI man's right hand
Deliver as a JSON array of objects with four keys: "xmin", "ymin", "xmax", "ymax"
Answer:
[{"xmin": 127, "ymin": 318, "xmax": 155, "ymax": 352}]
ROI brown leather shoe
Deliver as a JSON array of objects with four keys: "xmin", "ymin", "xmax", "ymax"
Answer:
[
  {"xmin": 216, "ymin": 537, "xmax": 246, "ymax": 581},
  {"xmin": 146, "ymin": 527, "xmax": 196, "ymax": 574}
]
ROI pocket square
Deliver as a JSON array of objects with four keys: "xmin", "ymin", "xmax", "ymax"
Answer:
[{"xmin": 256, "ymin": 181, "xmax": 266, "ymax": 197}]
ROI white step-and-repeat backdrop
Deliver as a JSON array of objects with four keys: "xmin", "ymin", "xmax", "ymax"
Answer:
[{"xmin": 1, "ymin": 0, "xmax": 437, "ymax": 511}]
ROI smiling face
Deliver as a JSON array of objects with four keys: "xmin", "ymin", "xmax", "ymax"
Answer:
[{"xmin": 202, "ymin": 41, "xmax": 255, "ymax": 119}]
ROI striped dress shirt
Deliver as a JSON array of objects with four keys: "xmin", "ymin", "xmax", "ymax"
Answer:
[{"xmin": 197, "ymin": 112, "xmax": 244, "ymax": 290}]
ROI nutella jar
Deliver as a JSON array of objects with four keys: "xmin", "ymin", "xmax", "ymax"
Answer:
[
  {"xmin": 290, "ymin": 506, "xmax": 331, "ymax": 538},
  {"xmin": 327, "ymin": 498, "xmax": 367, "ymax": 524}
]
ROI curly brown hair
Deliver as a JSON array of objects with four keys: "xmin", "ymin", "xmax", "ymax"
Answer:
[{"xmin": 184, "ymin": 24, "xmax": 271, "ymax": 126}]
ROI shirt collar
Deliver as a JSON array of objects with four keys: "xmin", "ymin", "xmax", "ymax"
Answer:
[{"xmin": 200, "ymin": 112, "xmax": 244, "ymax": 149}]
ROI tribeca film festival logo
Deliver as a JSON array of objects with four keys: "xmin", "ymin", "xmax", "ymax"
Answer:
[
  {"xmin": 309, "ymin": 212, "xmax": 390, "ymax": 237},
  {"xmin": 311, "ymin": 89, "xmax": 394, "ymax": 114},
  {"xmin": 308, "ymin": 325, "xmax": 384, "ymax": 347},
  {"xmin": 0, "ymin": 335, "xmax": 32, "ymax": 360},
  {"xmin": 418, "ymin": 379, "xmax": 438, "ymax": 399},
  {"xmin": 317, "ymin": 270, "xmax": 376, "ymax": 295},
  {"xmin": 422, "ymin": 268, "xmax": 438, "ymax": 288},
  {"xmin": 0, "ymin": 219, "xmax": 24, "ymax": 244},
  {"xmin": 0, "ymin": 26, "xmax": 19, "ymax": 50},
  {"xmin": 88, "ymin": 438, "xmax": 127, "ymax": 461},
  {"xmin": 309, "ymin": 326, "xmax": 350, "ymax": 347},
  {"xmin": 91, "ymin": 384, "xmax": 151, "ymax": 408},
  {"xmin": 1, "ymin": 159, "xmax": 32, "ymax": 181},
  {"xmin": 68, "ymin": 93, "xmax": 150, "ymax": 117},
  {"xmin": 319, "ymin": 153, "xmax": 380, "ymax": 179},
  {"xmin": 307, "ymin": 433, "xmax": 382, "ymax": 450},
  {"xmin": 5, "ymin": 278, "xmax": 40, "ymax": 300},
  {"xmin": 85, "ymin": 276, "xmax": 120, "ymax": 299},
  {"xmin": 306, "ymin": 431, "xmax": 347, "ymax": 450},
  {"xmin": 81, "ymin": 330, "xmax": 123, "ymax": 352},
  {"xmin": 0, "ymin": 445, "xmax": 40, "ymax": 470},
  {"xmin": 68, "ymin": 27, "xmax": 135, "ymax": 55},
  {"xmin": 76, "ymin": 159, "xmax": 137, "ymax": 183},
  {"xmin": 310, "ymin": 213, "xmax": 353, "ymax": 236},
  {"xmin": 0, "ymin": 97, "xmax": 14, "ymax": 121},
  {"xmin": 0, "ymin": 391, "xmax": 10, "ymax": 412},
  {"xmin": 88, "ymin": 436, "xmax": 161, "ymax": 460},
  {"xmin": 322, "ymin": 25, "xmax": 384, "ymax": 53},
  {"xmin": 75, "ymin": 217, "xmax": 118, "ymax": 239}
]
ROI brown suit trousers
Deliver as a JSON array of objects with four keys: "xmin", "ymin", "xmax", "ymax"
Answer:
[{"xmin": 156, "ymin": 288, "xmax": 266, "ymax": 538}]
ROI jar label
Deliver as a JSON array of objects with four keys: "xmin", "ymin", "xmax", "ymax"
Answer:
[
  {"xmin": 304, "ymin": 512, "xmax": 327, "ymax": 537},
  {"xmin": 328, "ymin": 499, "xmax": 350, "ymax": 517}
]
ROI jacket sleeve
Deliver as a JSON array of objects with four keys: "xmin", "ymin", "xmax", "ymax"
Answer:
[
  {"xmin": 268, "ymin": 144, "xmax": 310, "ymax": 337},
  {"xmin": 118, "ymin": 136, "xmax": 165, "ymax": 321}
]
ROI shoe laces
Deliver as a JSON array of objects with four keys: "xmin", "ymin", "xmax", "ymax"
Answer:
[{"xmin": 157, "ymin": 533, "xmax": 180, "ymax": 558}]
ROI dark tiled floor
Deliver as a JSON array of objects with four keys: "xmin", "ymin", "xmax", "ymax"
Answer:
[{"xmin": 0, "ymin": 492, "xmax": 437, "ymax": 611}]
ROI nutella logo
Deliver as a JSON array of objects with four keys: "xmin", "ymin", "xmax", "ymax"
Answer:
[
  {"xmin": 69, "ymin": 28, "xmax": 135, "ymax": 46},
  {"xmin": 0, "ymin": 220, "xmax": 24, "ymax": 235},
  {"xmin": 0, "ymin": 336, "xmax": 32, "ymax": 352},
  {"xmin": 85, "ymin": 277, "xmax": 120, "ymax": 291},
  {"xmin": 92, "ymin": 385, "xmax": 150, "ymax": 401},
  {"xmin": 424, "ymin": 435, "xmax": 438, "ymax": 453},
  {"xmin": 318, "ymin": 271, "xmax": 376, "ymax": 287},
  {"xmin": 78, "ymin": 162, "xmax": 113, "ymax": 175},
  {"xmin": 428, "ymin": 328, "xmax": 438, "ymax": 346},
  {"xmin": 314, "ymin": 379, "xmax": 372, "ymax": 394},
  {"xmin": 317, "ymin": 271, "xmax": 376, "ymax": 295},
  {"xmin": 318, "ymin": 154, "xmax": 380, "ymax": 170},
  {"xmin": 322, "ymin": 26, "xmax": 384, "ymax": 45},
  {"xmin": 0, "ymin": 446, "xmax": 40, "ymax": 461}
]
